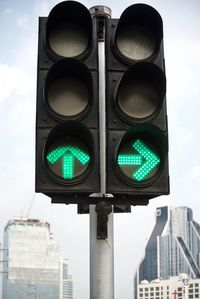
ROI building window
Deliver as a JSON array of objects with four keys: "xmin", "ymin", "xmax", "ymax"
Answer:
[{"xmin": 189, "ymin": 284, "xmax": 193, "ymax": 288}]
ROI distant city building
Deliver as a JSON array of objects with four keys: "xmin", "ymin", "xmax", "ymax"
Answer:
[
  {"xmin": 134, "ymin": 206, "xmax": 200, "ymax": 299},
  {"xmin": 2, "ymin": 217, "xmax": 73, "ymax": 299},
  {"xmin": 60, "ymin": 258, "xmax": 73, "ymax": 299},
  {"xmin": 138, "ymin": 273, "xmax": 199, "ymax": 299}
]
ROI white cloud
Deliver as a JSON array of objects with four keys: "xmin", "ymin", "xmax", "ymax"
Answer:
[
  {"xmin": 17, "ymin": 16, "xmax": 30, "ymax": 29},
  {"xmin": 170, "ymin": 125, "xmax": 195, "ymax": 157},
  {"xmin": 3, "ymin": 8, "xmax": 12, "ymax": 14},
  {"xmin": 33, "ymin": 0, "xmax": 55, "ymax": 16},
  {"xmin": 166, "ymin": 39, "xmax": 200, "ymax": 102},
  {"xmin": 188, "ymin": 166, "xmax": 200, "ymax": 180},
  {"xmin": 0, "ymin": 64, "xmax": 34, "ymax": 102}
]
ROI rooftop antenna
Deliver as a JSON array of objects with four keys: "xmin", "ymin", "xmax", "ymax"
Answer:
[{"xmin": 26, "ymin": 194, "xmax": 36, "ymax": 218}]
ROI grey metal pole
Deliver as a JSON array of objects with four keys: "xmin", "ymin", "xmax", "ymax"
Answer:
[
  {"xmin": 90, "ymin": 205, "xmax": 114, "ymax": 299},
  {"xmin": 89, "ymin": 6, "xmax": 114, "ymax": 299}
]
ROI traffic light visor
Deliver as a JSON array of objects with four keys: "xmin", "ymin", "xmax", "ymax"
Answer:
[
  {"xmin": 45, "ymin": 59, "xmax": 93, "ymax": 120},
  {"xmin": 115, "ymin": 62, "xmax": 166, "ymax": 123},
  {"xmin": 113, "ymin": 4, "xmax": 163, "ymax": 62},
  {"xmin": 45, "ymin": 1, "xmax": 93, "ymax": 59}
]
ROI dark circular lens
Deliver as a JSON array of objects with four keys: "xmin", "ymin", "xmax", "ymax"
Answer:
[
  {"xmin": 47, "ymin": 77, "xmax": 89, "ymax": 117},
  {"xmin": 48, "ymin": 22, "xmax": 88, "ymax": 58},
  {"xmin": 117, "ymin": 79, "xmax": 160, "ymax": 119},
  {"xmin": 116, "ymin": 25, "xmax": 155, "ymax": 61},
  {"xmin": 45, "ymin": 59, "xmax": 92, "ymax": 120},
  {"xmin": 115, "ymin": 62, "xmax": 166, "ymax": 123}
]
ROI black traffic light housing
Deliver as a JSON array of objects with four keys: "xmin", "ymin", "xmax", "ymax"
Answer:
[
  {"xmin": 35, "ymin": 1, "xmax": 100, "ymax": 203},
  {"xmin": 105, "ymin": 4, "xmax": 169, "ymax": 202},
  {"xmin": 35, "ymin": 2, "xmax": 170, "ymax": 206}
]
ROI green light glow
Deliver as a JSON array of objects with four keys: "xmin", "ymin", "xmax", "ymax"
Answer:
[
  {"xmin": 133, "ymin": 139, "xmax": 160, "ymax": 181},
  {"xmin": 118, "ymin": 155, "xmax": 142, "ymax": 165},
  {"xmin": 47, "ymin": 146, "xmax": 67, "ymax": 164},
  {"xmin": 63, "ymin": 153, "xmax": 74, "ymax": 179},
  {"xmin": 47, "ymin": 146, "xmax": 90, "ymax": 165},
  {"xmin": 47, "ymin": 145, "xmax": 90, "ymax": 180},
  {"xmin": 117, "ymin": 139, "xmax": 160, "ymax": 182}
]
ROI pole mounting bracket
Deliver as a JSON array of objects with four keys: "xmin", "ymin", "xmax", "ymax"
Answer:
[{"xmin": 95, "ymin": 201, "xmax": 112, "ymax": 239}]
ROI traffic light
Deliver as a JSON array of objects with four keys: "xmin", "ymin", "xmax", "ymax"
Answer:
[
  {"xmin": 105, "ymin": 4, "xmax": 169, "ymax": 202},
  {"xmin": 35, "ymin": 1, "xmax": 100, "ymax": 203}
]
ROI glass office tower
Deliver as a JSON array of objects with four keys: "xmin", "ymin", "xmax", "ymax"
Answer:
[
  {"xmin": 2, "ymin": 217, "xmax": 73, "ymax": 299},
  {"xmin": 134, "ymin": 206, "xmax": 200, "ymax": 299}
]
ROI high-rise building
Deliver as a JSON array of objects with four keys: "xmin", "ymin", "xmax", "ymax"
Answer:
[
  {"xmin": 2, "ymin": 217, "xmax": 73, "ymax": 299},
  {"xmin": 134, "ymin": 206, "xmax": 200, "ymax": 299},
  {"xmin": 138, "ymin": 273, "xmax": 200, "ymax": 299},
  {"xmin": 59, "ymin": 258, "xmax": 73, "ymax": 299}
]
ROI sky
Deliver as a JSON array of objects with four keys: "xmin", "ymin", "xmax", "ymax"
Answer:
[{"xmin": 0, "ymin": 0, "xmax": 200, "ymax": 298}]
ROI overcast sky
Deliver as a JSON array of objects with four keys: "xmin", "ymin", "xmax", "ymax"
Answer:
[{"xmin": 0, "ymin": 0, "xmax": 200, "ymax": 298}]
